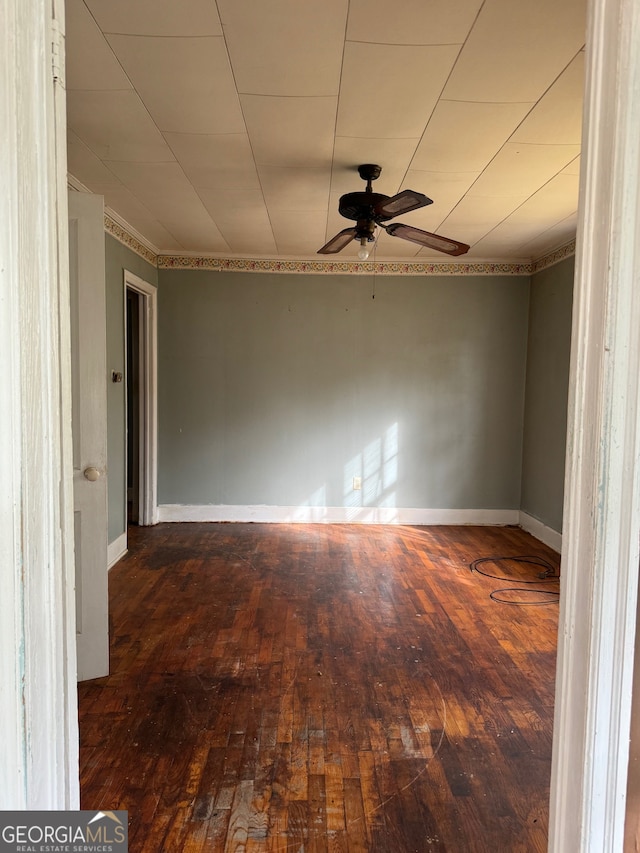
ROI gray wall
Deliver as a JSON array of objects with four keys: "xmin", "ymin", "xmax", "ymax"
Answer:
[
  {"xmin": 105, "ymin": 233, "xmax": 157, "ymax": 543},
  {"xmin": 157, "ymin": 270, "xmax": 530, "ymax": 510},
  {"xmin": 520, "ymin": 256, "xmax": 574, "ymax": 532}
]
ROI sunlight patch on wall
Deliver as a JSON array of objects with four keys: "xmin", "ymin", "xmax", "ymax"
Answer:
[{"xmin": 344, "ymin": 423, "xmax": 399, "ymax": 520}]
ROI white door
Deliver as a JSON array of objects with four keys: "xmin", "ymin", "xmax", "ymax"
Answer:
[{"xmin": 68, "ymin": 191, "xmax": 109, "ymax": 681}]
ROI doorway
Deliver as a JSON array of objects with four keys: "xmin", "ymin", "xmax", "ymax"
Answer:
[{"xmin": 124, "ymin": 270, "xmax": 158, "ymax": 532}]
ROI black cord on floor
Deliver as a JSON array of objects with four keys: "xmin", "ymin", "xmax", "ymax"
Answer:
[
  {"xmin": 489, "ymin": 588, "xmax": 560, "ymax": 605},
  {"xmin": 470, "ymin": 555, "xmax": 560, "ymax": 605}
]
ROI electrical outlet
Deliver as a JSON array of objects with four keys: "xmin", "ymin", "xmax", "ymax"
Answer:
[{"xmin": 353, "ymin": 476, "xmax": 362, "ymax": 490}]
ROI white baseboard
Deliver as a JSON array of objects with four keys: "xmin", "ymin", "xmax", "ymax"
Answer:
[
  {"xmin": 157, "ymin": 504, "xmax": 520, "ymax": 526},
  {"xmin": 107, "ymin": 531, "xmax": 128, "ymax": 569},
  {"xmin": 519, "ymin": 511, "xmax": 562, "ymax": 553}
]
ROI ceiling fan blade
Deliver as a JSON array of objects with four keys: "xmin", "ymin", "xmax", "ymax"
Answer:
[
  {"xmin": 317, "ymin": 227, "xmax": 358, "ymax": 254},
  {"xmin": 375, "ymin": 189, "xmax": 432, "ymax": 220},
  {"xmin": 384, "ymin": 222, "xmax": 470, "ymax": 256}
]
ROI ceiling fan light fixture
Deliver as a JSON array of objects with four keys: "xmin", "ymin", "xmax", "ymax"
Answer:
[{"xmin": 357, "ymin": 238, "xmax": 371, "ymax": 261}]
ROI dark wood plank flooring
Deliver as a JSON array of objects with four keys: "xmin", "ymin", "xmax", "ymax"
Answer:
[{"xmin": 78, "ymin": 523, "xmax": 560, "ymax": 852}]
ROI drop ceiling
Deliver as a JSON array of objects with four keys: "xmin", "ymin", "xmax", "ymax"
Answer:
[{"xmin": 65, "ymin": 0, "xmax": 586, "ymax": 263}]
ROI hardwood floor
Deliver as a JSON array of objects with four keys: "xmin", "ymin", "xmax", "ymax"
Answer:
[{"xmin": 78, "ymin": 523, "xmax": 560, "ymax": 852}]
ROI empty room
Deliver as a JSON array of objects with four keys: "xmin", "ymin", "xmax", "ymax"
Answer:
[{"xmin": 4, "ymin": 0, "xmax": 640, "ymax": 852}]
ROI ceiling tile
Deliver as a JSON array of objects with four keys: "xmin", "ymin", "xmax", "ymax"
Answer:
[
  {"xmin": 259, "ymin": 167, "xmax": 332, "ymax": 211},
  {"xmin": 346, "ymin": 0, "xmax": 483, "ymax": 44},
  {"xmin": 65, "ymin": 0, "xmax": 132, "ymax": 90},
  {"xmin": 447, "ymin": 225, "xmax": 501, "ymax": 252},
  {"xmin": 83, "ymin": 0, "xmax": 223, "ymax": 36},
  {"xmin": 103, "ymin": 190, "xmax": 184, "ymax": 250},
  {"xmin": 511, "ymin": 52, "xmax": 585, "ymax": 145},
  {"xmin": 104, "ymin": 161, "xmax": 196, "ymax": 200},
  {"xmin": 473, "ymin": 229, "xmax": 551, "ymax": 257},
  {"xmin": 163, "ymin": 133, "xmax": 260, "ymax": 190},
  {"xmin": 562, "ymin": 155, "xmax": 582, "ymax": 176},
  {"xmin": 473, "ymin": 214, "xmax": 579, "ymax": 258},
  {"xmin": 472, "ymin": 173, "xmax": 579, "ymax": 256},
  {"xmin": 162, "ymin": 214, "xmax": 231, "ymax": 253},
  {"xmin": 517, "ymin": 213, "xmax": 578, "ymax": 257},
  {"xmin": 104, "ymin": 161, "xmax": 229, "ymax": 251},
  {"xmin": 465, "ymin": 240, "xmax": 528, "ymax": 259},
  {"xmin": 241, "ymin": 96, "xmax": 337, "ymax": 167},
  {"xmin": 67, "ymin": 90, "xmax": 175, "ymax": 162},
  {"xmin": 410, "ymin": 100, "xmax": 532, "ymax": 173},
  {"xmin": 400, "ymin": 170, "xmax": 480, "ymax": 231},
  {"xmin": 196, "ymin": 204, "xmax": 277, "ymax": 255},
  {"xmin": 102, "ymin": 186, "xmax": 156, "ymax": 221},
  {"xmin": 197, "ymin": 188, "xmax": 266, "ymax": 217},
  {"xmin": 270, "ymin": 211, "xmax": 328, "ymax": 256},
  {"xmin": 117, "ymin": 217, "xmax": 184, "ymax": 252},
  {"xmin": 497, "ymin": 172, "xmax": 580, "ymax": 229},
  {"xmin": 217, "ymin": 0, "xmax": 347, "ymax": 96},
  {"xmin": 438, "ymin": 194, "xmax": 530, "ymax": 246},
  {"xmin": 106, "ymin": 35, "xmax": 245, "ymax": 134},
  {"xmin": 468, "ymin": 142, "xmax": 581, "ymax": 198},
  {"xmin": 443, "ymin": 0, "xmax": 586, "ymax": 102},
  {"xmin": 337, "ymin": 42, "xmax": 460, "ymax": 139},
  {"xmin": 67, "ymin": 131, "xmax": 123, "ymax": 189}
]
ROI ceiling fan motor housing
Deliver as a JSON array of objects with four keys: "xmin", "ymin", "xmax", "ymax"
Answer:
[{"xmin": 338, "ymin": 191, "xmax": 391, "ymax": 223}]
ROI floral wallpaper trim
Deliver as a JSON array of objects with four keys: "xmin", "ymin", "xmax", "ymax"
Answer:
[
  {"xmin": 156, "ymin": 255, "xmax": 534, "ymax": 276},
  {"xmin": 104, "ymin": 214, "xmax": 158, "ymax": 266},
  {"xmin": 531, "ymin": 240, "xmax": 576, "ymax": 273}
]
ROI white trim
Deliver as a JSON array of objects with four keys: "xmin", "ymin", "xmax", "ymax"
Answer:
[
  {"xmin": 67, "ymin": 172, "xmax": 90, "ymax": 194},
  {"xmin": 549, "ymin": 0, "xmax": 640, "ymax": 849},
  {"xmin": 157, "ymin": 504, "xmax": 519, "ymax": 526},
  {"xmin": 0, "ymin": 0, "xmax": 78, "ymax": 809},
  {"xmin": 52, "ymin": 0, "xmax": 80, "ymax": 805},
  {"xmin": 124, "ymin": 271, "xmax": 158, "ymax": 526},
  {"xmin": 518, "ymin": 512, "xmax": 563, "ymax": 553},
  {"xmin": 107, "ymin": 533, "xmax": 128, "ymax": 569}
]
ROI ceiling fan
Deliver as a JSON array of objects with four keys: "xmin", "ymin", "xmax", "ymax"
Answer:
[{"xmin": 318, "ymin": 164, "xmax": 470, "ymax": 260}]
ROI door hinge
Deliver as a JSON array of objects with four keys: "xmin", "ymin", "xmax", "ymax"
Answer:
[{"xmin": 51, "ymin": 18, "xmax": 65, "ymax": 85}]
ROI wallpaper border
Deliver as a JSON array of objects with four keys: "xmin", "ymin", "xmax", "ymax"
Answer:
[
  {"xmin": 104, "ymin": 213, "xmax": 157, "ymax": 267},
  {"xmin": 156, "ymin": 255, "xmax": 534, "ymax": 276}
]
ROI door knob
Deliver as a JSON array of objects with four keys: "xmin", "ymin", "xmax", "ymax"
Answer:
[{"xmin": 83, "ymin": 466, "xmax": 101, "ymax": 481}]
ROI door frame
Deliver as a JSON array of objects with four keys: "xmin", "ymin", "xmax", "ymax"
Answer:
[
  {"xmin": 0, "ymin": 0, "xmax": 79, "ymax": 807},
  {"xmin": 548, "ymin": 0, "xmax": 640, "ymax": 849},
  {"xmin": 124, "ymin": 270, "xmax": 158, "ymax": 528}
]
